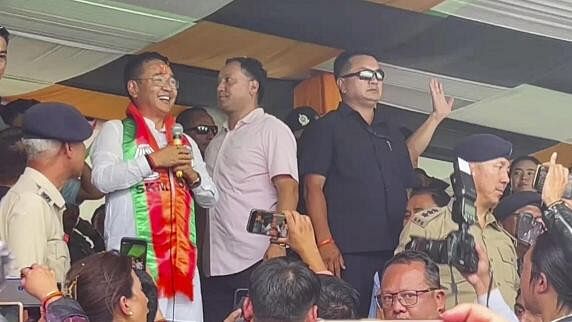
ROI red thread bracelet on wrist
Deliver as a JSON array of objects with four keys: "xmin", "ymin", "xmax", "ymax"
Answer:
[
  {"xmin": 42, "ymin": 290, "xmax": 64, "ymax": 311},
  {"xmin": 317, "ymin": 238, "xmax": 333, "ymax": 248}
]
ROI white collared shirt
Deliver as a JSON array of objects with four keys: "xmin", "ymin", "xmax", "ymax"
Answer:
[
  {"xmin": 90, "ymin": 117, "xmax": 218, "ymax": 251},
  {"xmin": 204, "ymin": 108, "xmax": 298, "ymax": 276}
]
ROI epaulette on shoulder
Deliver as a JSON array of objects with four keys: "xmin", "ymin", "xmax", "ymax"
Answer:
[{"xmin": 410, "ymin": 207, "xmax": 445, "ymax": 228}]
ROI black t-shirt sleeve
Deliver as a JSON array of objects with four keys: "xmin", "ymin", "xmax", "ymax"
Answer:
[{"xmin": 299, "ymin": 117, "xmax": 334, "ymax": 178}]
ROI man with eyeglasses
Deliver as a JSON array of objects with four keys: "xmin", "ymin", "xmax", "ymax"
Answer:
[
  {"xmin": 378, "ymin": 250, "xmax": 518, "ymax": 321},
  {"xmin": 91, "ymin": 51, "xmax": 218, "ymax": 322},
  {"xmin": 176, "ymin": 107, "xmax": 218, "ymax": 157},
  {"xmin": 301, "ymin": 51, "xmax": 444, "ymax": 317}
]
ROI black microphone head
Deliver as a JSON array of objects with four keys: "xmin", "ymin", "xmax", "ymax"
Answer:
[{"xmin": 173, "ymin": 123, "xmax": 184, "ymax": 137}]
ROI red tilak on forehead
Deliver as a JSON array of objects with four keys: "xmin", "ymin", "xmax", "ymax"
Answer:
[{"xmin": 159, "ymin": 64, "xmax": 168, "ymax": 74}]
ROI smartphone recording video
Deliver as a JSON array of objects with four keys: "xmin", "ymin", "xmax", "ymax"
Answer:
[
  {"xmin": 533, "ymin": 165, "xmax": 572, "ymax": 199},
  {"xmin": 246, "ymin": 209, "xmax": 287, "ymax": 238},
  {"xmin": 120, "ymin": 237, "xmax": 147, "ymax": 271},
  {"xmin": 0, "ymin": 302, "xmax": 24, "ymax": 322}
]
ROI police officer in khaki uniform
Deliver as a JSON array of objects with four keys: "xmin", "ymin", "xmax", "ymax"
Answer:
[
  {"xmin": 0, "ymin": 102, "xmax": 92, "ymax": 284},
  {"xmin": 396, "ymin": 134, "xmax": 519, "ymax": 309}
]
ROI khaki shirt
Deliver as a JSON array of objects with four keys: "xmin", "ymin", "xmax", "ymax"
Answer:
[
  {"xmin": 396, "ymin": 206, "xmax": 519, "ymax": 309},
  {"xmin": 0, "ymin": 167, "xmax": 70, "ymax": 284}
]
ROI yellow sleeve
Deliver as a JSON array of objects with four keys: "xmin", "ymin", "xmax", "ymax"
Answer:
[{"xmin": 6, "ymin": 195, "xmax": 48, "ymax": 275}]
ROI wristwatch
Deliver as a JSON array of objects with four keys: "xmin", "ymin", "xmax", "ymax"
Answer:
[{"xmin": 189, "ymin": 173, "xmax": 201, "ymax": 189}]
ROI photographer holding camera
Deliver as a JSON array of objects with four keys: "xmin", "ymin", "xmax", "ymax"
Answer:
[
  {"xmin": 396, "ymin": 134, "xmax": 519, "ymax": 308},
  {"xmin": 518, "ymin": 152, "xmax": 572, "ymax": 322}
]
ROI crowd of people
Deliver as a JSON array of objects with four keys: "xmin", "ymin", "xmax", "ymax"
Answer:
[{"xmin": 0, "ymin": 24, "xmax": 571, "ymax": 322}]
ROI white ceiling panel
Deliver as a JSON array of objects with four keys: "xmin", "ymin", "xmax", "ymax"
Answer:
[
  {"xmin": 0, "ymin": 0, "xmax": 196, "ymax": 53},
  {"xmin": 434, "ymin": 0, "xmax": 572, "ymax": 43},
  {"xmin": 112, "ymin": 0, "xmax": 235, "ymax": 20},
  {"xmin": 450, "ymin": 84, "xmax": 572, "ymax": 142},
  {"xmin": 1, "ymin": 35, "xmax": 122, "ymax": 96}
]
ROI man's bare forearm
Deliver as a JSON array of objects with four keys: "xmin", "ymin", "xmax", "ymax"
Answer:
[
  {"xmin": 305, "ymin": 183, "xmax": 332, "ymax": 243},
  {"xmin": 274, "ymin": 175, "xmax": 299, "ymax": 211}
]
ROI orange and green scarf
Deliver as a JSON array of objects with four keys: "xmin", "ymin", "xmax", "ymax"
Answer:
[{"xmin": 122, "ymin": 103, "xmax": 197, "ymax": 300}]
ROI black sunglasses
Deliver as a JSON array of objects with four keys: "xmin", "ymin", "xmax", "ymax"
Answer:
[
  {"xmin": 190, "ymin": 125, "xmax": 218, "ymax": 135},
  {"xmin": 340, "ymin": 69, "xmax": 385, "ymax": 82}
]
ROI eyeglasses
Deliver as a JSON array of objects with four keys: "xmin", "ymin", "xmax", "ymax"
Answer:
[
  {"xmin": 134, "ymin": 75, "xmax": 179, "ymax": 89},
  {"xmin": 376, "ymin": 289, "xmax": 438, "ymax": 309},
  {"xmin": 189, "ymin": 125, "xmax": 218, "ymax": 136},
  {"xmin": 340, "ymin": 69, "xmax": 385, "ymax": 82}
]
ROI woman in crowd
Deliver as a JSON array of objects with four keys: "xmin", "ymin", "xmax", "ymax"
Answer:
[{"xmin": 21, "ymin": 251, "xmax": 150, "ymax": 322}]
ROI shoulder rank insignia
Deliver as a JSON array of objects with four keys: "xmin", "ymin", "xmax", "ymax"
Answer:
[{"xmin": 410, "ymin": 207, "xmax": 444, "ymax": 228}]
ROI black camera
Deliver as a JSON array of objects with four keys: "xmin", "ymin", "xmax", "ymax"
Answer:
[
  {"xmin": 406, "ymin": 157, "xmax": 479, "ymax": 274},
  {"xmin": 543, "ymin": 201, "xmax": 572, "ymax": 248}
]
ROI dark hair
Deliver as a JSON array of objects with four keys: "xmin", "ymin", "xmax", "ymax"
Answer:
[
  {"xmin": 249, "ymin": 257, "xmax": 320, "ymax": 322},
  {"xmin": 0, "ymin": 99, "xmax": 39, "ymax": 126},
  {"xmin": 0, "ymin": 127, "xmax": 26, "ymax": 184},
  {"xmin": 66, "ymin": 251, "xmax": 137, "ymax": 322},
  {"xmin": 176, "ymin": 107, "xmax": 212, "ymax": 128},
  {"xmin": 384, "ymin": 250, "xmax": 441, "ymax": 289},
  {"xmin": 63, "ymin": 204, "xmax": 80, "ymax": 235},
  {"xmin": 123, "ymin": 52, "xmax": 170, "ymax": 99},
  {"xmin": 410, "ymin": 188, "xmax": 451, "ymax": 208},
  {"xmin": 91, "ymin": 204, "xmax": 105, "ymax": 236},
  {"xmin": 134, "ymin": 270, "xmax": 158, "ymax": 322},
  {"xmin": 529, "ymin": 231, "xmax": 572, "ymax": 310},
  {"xmin": 333, "ymin": 51, "xmax": 378, "ymax": 79},
  {"xmin": 317, "ymin": 275, "xmax": 359, "ymax": 320},
  {"xmin": 225, "ymin": 57, "xmax": 267, "ymax": 103},
  {"xmin": 510, "ymin": 156, "xmax": 540, "ymax": 176},
  {"xmin": 0, "ymin": 26, "xmax": 9, "ymax": 45}
]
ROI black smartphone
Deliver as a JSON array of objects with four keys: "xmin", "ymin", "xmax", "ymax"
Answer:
[
  {"xmin": 120, "ymin": 237, "xmax": 147, "ymax": 271},
  {"xmin": 0, "ymin": 302, "xmax": 24, "ymax": 322},
  {"xmin": 233, "ymin": 288, "xmax": 248, "ymax": 310},
  {"xmin": 533, "ymin": 165, "xmax": 572, "ymax": 199},
  {"xmin": 246, "ymin": 209, "xmax": 287, "ymax": 238}
]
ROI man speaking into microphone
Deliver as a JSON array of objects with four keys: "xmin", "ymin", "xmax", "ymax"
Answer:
[{"xmin": 91, "ymin": 52, "xmax": 218, "ymax": 322}]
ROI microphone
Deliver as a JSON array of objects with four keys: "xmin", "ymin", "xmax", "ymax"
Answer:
[{"xmin": 173, "ymin": 123, "xmax": 184, "ymax": 178}]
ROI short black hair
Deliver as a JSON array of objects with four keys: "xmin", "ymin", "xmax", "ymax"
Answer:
[
  {"xmin": 0, "ymin": 26, "xmax": 9, "ymax": 45},
  {"xmin": 510, "ymin": 156, "xmax": 540, "ymax": 176},
  {"xmin": 317, "ymin": 275, "xmax": 359, "ymax": 320},
  {"xmin": 225, "ymin": 57, "xmax": 267, "ymax": 103},
  {"xmin": 249, "ymin": 257, "xmax": 320, "ymax": 322},
  {"xmin": 384, "ymin": 250, "xmax": 442, "ymax": 289},
  {"xmin": 0, "ymin": 127, "xmax": 26, "ymax": 185},
  {"xmin": 333, "ymin": 51, "xmax": 378, "ymax": 79},
  {"xmin": 123, "ymin": 52, "xmax": 170, "ymax": 99},
  {"xmin": 410, "ymin": 188, "xmax": 451, "ymax": 208},
  {"xmin": 530, "ymin": 231, "xmax": 572, "ymax": 310},
  {"xmin": 0, "ymin": 99, "xmax": 39, "ymax": 126},
  {"xmin": 176, "ymin": 107, "xmax": 211, "ymax": 128}
]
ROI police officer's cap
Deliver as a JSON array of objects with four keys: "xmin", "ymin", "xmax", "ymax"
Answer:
[
  {"xmin": 454, "ymin": 134, "xmax": 512, "ymax": 162},
  {"xmin": 494, "ymin": 191, "xmax": 541, "ymax": 222},
  {"xmin": 23, "ymin": 102, "xmax": 92, "ymax": 142},
  {"xmin": 285, "ymin": 106, "xmax": 319, "ymax": 133}
]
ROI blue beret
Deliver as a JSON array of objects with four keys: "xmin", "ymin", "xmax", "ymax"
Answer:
[
  {"xmin": 494, "ymin": 191, "xmax": 541, "ymax": 222},
  {"xmin": 22, "ymin": 102, "xmax": 92, "ymax": 142},
  {"xmin": 454, "ymin": 134, "xmax": 512, "ymax": 162}
]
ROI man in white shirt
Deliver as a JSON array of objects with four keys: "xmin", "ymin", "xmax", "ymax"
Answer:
[
  {"xmin": 91, "ymin": 52, "xmax": 218, "ymax": 322},
  {"xmin": 203, "ymin": 57, "xmax": 298, "ymax": 322}
]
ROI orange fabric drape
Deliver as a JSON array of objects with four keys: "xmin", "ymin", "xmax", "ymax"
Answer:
[
  {"xmin": 6, "ymin": 84, "xmax": 186, "ymax": 120},
  {"xmin": 531, "ymin": 143, "xmax": 572, "ymax": 168},
  {"xmin": 293, "ymin": 72, "xmax": 341, "ymax": 115}
]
